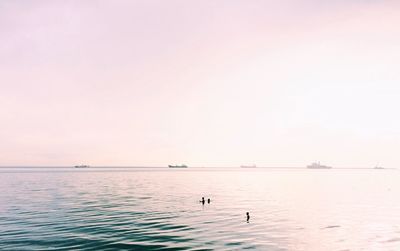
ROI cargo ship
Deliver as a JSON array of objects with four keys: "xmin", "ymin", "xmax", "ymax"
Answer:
[
  {"xmin": 240, "ymin": 165, "xmax": 257, "ymax": 168},
  {"xmin": 168, "ymin": 164, "xmax": 188, "ymax": 168},
  {"xmin": 74, "ymin": 165, "xmax": 90, "ymax": 168},
  {"xmin": 307, "ymin": 162, "xmax": 332, "ymax": 169}
]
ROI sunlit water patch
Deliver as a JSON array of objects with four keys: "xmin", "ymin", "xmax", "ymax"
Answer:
[{"xmin": 1, "ymin": 168, "xmax": 400, "ymax": 250}]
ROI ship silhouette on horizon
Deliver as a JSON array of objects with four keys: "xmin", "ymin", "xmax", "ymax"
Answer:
[{"xmin": 307, "ymin": 162, "xmax": 332, "ymax": 169}]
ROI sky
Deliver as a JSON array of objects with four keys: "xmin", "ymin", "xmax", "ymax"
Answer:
[{"xmin": 1, "ymin": 0, "xmax": 400, "ymax": 167}]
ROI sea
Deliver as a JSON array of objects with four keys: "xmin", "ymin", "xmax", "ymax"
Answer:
[{"xmin": 1, "ymin": 167, "xmax": 399, "ymax": 251}]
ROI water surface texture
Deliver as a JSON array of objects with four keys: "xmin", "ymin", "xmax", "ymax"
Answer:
[{"xmin": 1, "ymin": 168, "xmax": 400, "ymax": 250}]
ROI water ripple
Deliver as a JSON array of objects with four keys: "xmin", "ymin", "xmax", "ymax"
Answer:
[{"xmin": 1, "ymin": 168, "xmax": 400, "ymax": 250}]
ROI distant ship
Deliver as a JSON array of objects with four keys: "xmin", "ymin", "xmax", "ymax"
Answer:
[
  {"xmin": 307, "ymin": 162, "xmax": 332, "ymax": 169},
  {"xmin": 374, "ymin": 166, "xmax": 384, "ymax": 169},
  {"xmin": 240, "ymin": 165, "xmax": 257, "ymax": 168},
  {"xmin": 168, "ymin": 164, "xmax": 188, "ymax": 168},
  {"xmin": 74, "ymin": 165, "xmax": 90, "ymax": 168}
]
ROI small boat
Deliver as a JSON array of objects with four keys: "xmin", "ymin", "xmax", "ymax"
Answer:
[
  {"xmin": 307, "ymin": 162, "xmax": 332, "ymax": 169},
  {"xmin": 240, "ymin": 165, "xmax": 257, "ymax": 168},
  {"xmin": 168, "ymin": 164, "xmax": 188, "ymax": 168},
  {"xmin": 374, "ymin": 166, "xmax": 384, "ymax": 169},
  {"xmin": 74, "ymin": 165, "xmax": 90, "ymax": 168}
]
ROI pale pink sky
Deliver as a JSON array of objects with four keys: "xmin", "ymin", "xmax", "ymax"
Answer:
[{"xmin": 1, "ymin": 0, "xmax": 400, "ymax": 167}]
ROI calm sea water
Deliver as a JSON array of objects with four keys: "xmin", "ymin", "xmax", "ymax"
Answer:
[{"xmin": 1, "ymin": 168, "xmax": 400, "ymax": 250}]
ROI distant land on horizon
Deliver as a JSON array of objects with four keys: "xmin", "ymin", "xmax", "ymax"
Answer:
[{"xmin": 0, "ymin": 166, "xmax": 397, "ymax": 170}]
